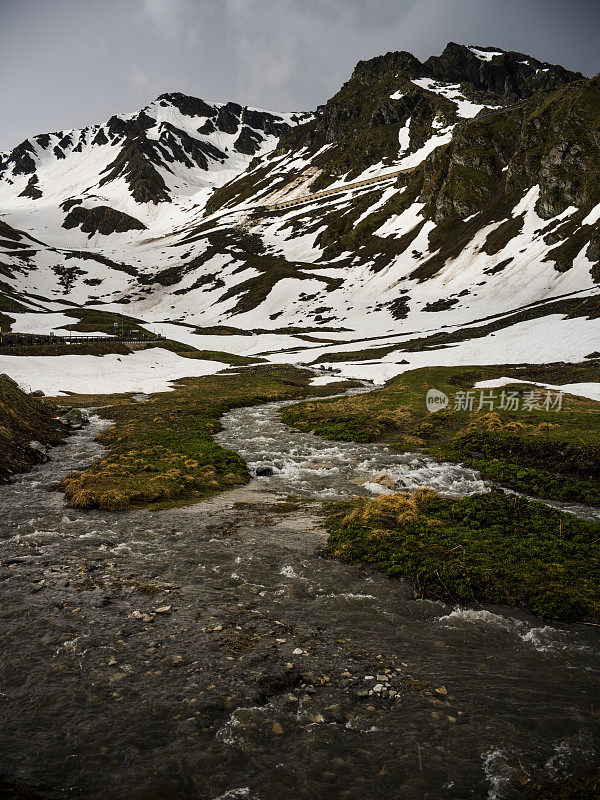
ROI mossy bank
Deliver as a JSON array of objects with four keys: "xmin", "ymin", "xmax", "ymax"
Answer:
[
  {"xmin": 0, "ymin": 374, "xmax": 65, "ymax": 481},
  {"xmin": 324, "ymin": 489, "xmax": 600, "ymax": 622},
  {"xmin": 282, "ymin": 362, "xmax": 600, "ymax": 505},
  {"xmin": 55, "ymin": 365, "xmax": 359, "ymax": 511}
]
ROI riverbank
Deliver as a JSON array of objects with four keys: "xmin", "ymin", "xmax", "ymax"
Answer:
[
  {"xmin": 323, "ymin": 490, "xmax": 600, "ymax": 621},
  {"xmin": 0, "ymin": 374, "xmax": 65, "ymax": 481},
  {"xmin": 52, "ymin": 365, "xmax": 360, "ymax": 510},
  {"xmin": 282, "ymin": 362, "xmax": 600, "ymax": 505},
  {"xmin": 0, "ymin": 424, "xmax": 597, "ymax": 799}
]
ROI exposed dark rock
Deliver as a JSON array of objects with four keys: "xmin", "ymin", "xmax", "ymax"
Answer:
[
  {"xmin": 92, "ymin": 127, "xmax": 109, "ymax": 146},
  {"xmin": 8, "ymin": 140, "xmax": 37, "ymax": 175},
  {"xmin": 241, "ymin": 108, "xmax": 291, "ymax": 137},
  {"xmin": 60, "ymin": 197, "xmax": 83, "ymax": 212},
  {"xmin": 255, "ymin": 466, "xmax": 274, "ymax": 477},
  {"xmin": 19, "ymin": 175, "xmax": 43, "ymax": 200},
  {"xmin": 423, "ymin": 297, "xmax": 460, "ymax": 312},
  {"xmin": 216, "ymin": 104, "xmax": 241, "ymax": 134},
  {"xmin": 197, "ymin": 118, "xmax": 215, "ymax": 135},
  {"xmin": 425, "ymin": 42, "xmax": 583, "ymax": 100},
  {"xmin": 234, "ymin": 126, "xmax": 263, "ymax": 155},
  {"xmin": 62, "ymin": 205, "xmax": 146, "ymax": 237},
  {"xmin": 157, "ymin": 93, "xmax": 216, "ymax": 118},
  {"xmin": 34, "ymin": 133, "xmax": 51, "ymax": 149}
]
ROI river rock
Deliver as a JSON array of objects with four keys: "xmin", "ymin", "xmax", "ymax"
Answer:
[
  {"xmin": 372, "ymin": 471, "xmax": 395, "ymax": 490},
  {"xmin": 255, "ymin": 466, "xmax": 274, "ymax": 477},
  {"xmin": 61, "ymin": 409, "xmax": 84, "ymax": 429}
]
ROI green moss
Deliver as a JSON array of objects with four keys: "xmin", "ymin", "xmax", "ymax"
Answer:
[
  {"xmin": 324, "ymin": 489, "xmax": 600, "ymax": 620},
  {"xmin": 283, "ymin": 364, "xmax": 600, "ymax": 504}
]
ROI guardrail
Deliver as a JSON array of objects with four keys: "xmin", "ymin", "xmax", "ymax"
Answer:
[{"xmin": 0, "ymin": 333, "xmax": 165, "ymax": 348}]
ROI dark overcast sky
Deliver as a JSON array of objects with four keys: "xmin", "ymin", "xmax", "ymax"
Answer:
[{"xmin": 1, "ymin": 0, "xmax": 599, "ymax": 151}]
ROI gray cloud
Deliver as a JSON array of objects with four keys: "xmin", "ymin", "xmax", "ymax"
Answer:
[{"xmin": 1, "ymin": 0, "xmax": 598, "ymax": 150}]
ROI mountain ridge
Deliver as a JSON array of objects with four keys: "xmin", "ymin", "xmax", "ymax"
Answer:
[{"xmin": 0, "ymin": 42, "xmax": 598, "ymax": 380}]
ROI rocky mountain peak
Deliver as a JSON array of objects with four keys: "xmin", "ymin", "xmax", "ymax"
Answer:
[
  {"xmin": 352, "ymin": 50, "xmax": 425, "ymax": 81},
  {"xmin": 424, "ymin": 42, "xmax": 584, "ymax": 99}
]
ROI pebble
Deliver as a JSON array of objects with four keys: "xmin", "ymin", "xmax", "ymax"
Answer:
[
  {"xmin": 155, "ymin": 605, "xmax": 172, "ymax": 614},
  {"xmin": 272, "ymin": 722, "xmax": 284, "ymax": 735}
]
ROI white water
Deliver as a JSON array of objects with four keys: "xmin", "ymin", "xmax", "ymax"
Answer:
[{"xmin": 216, "ymin": 398, "xmax": 487, "ymax": 499}]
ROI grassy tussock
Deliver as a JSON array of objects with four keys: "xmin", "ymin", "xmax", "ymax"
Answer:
[
  {"xmin": 283, "ymin": 364, "xmax": 600, "ymax": 505},
  {"xmin": 325, "ymin": 489, "xmax": 600, "ymax": 621},
  {"xmin": 55, "ymin": 366, "xmax": 358, "ymax": 511}
]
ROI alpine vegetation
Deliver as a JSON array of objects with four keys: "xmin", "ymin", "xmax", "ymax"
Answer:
[{"xmin": 0, "ymin": 38, "xmax": 599, "ymax": 800}]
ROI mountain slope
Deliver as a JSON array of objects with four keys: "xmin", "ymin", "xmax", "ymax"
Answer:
[{"xmin": 0, "ymin": 43, "xmax": 598, "ymax": 381}]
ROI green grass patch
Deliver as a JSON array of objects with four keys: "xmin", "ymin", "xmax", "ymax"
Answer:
[
  {"xmin": 55, "ymin": 366, "xmax": 359, "ymax": 511},
  {"xmin": 60, "ymin": 308, "xmax": 153, "ymax": 336},
  {"xmin": 324, "ymin": 489, "xmax": 600, "ymax": 621}
]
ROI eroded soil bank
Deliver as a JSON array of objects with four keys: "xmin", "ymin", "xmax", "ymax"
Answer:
[{"xmin": 0, "ymin": 419, "xmax": 598, "ymax": 799}]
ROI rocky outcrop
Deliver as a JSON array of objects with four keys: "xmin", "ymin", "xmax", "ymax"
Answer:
[
  {"xmin": 62, "ymin": 205, "xmax": 147, "ymax": 236},
  {"xmin": 0, "ymin": 375, "xmax": 65, "ymax": 481},
  {"xmin": 425, "ymin": 42, "xmax": 583, "ymax": 100}
]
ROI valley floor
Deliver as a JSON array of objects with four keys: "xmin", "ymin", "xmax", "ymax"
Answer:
[
  {"xmin": 0, "ymin": 426, "xmax": 598, "ymax": 800},
  {"xmin": 0, "ymin": 359, "xmax": 598, "ymax": 798}
]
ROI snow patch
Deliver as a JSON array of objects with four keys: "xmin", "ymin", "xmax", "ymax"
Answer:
[{"xmin": 0, "ymin": 348, "xmax": 228, "ymax": 395}]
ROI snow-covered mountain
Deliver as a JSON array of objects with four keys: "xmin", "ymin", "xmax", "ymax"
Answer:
[{"xmin": 0, "ymin": 43, "xmax": 598, "ymax": 379}]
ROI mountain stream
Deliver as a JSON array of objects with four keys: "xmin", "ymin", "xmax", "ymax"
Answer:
[{"xmin": 0, "ymin": 400, "xmax": 598, "ymax": 799}]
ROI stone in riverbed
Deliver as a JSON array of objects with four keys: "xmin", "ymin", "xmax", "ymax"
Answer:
[
  {"xmin": 255, "ymin": 466, "xmax": 274, "ymax": 477},
  {"xmin": 372, "ymin": 471, "xmax": 395, "ymax": 490},
  {"xmin": 29, "ymin": 440, "xmax": 49, "ymax": 460}
]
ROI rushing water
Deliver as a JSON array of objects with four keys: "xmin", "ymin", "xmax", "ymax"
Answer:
[
  {"xmin": 0, "ymin": 413, "xmax": 598, "ymax": 799},
  {"xmin": 216, "ymin": 397, "xmax": 488, "ymax": 500}
]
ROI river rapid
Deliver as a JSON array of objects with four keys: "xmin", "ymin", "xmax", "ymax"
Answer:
[{"xmin": 0, "ymin": 406, "xmax": 598, "ymax": 799}]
